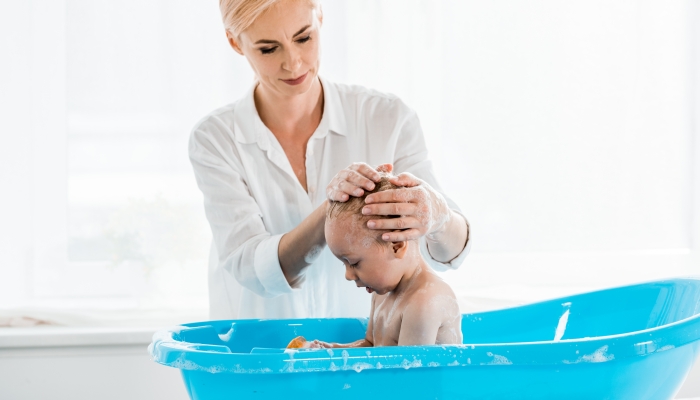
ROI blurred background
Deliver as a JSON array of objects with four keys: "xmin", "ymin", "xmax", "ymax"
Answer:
[
  {"xmin": 0, "ymin": 0, "xmax": 699, "ymax": 398},
  {"xmin": 1, "ymin": 0, "xmax": 698, "ymax": 326}
]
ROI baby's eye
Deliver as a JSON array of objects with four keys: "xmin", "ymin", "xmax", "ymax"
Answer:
[
  {"xmin": 350, "ymin": 262, "xmax": 359, "ymax": 268},
  {"xmin": 260, "ymin": 46, "xmax": 277, "ymax": 54},
  {"xmin": 296, "ymin": 35, "xmax": 311, "ymax": 44}
]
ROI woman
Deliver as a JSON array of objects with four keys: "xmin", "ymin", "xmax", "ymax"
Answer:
[{"xmin": 189, "ymin": 0, "xmax": 470, "ymax": 320}]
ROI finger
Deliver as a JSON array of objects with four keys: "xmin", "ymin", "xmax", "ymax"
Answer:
[
  {"xmin": 341, "ymin": 169, "xmax": 376, "ymax": 191},
  {"xmin": 336, "ymin": 180, "xmax": 366, "ymax": 198},
  {"xmin": 362, "ymin": 202, "xmax": 416, "ymax": 217},
  {"xmin": 326, "ymin": 180, "xmax": 351, "ymax": 202},
  {"xmin": 381, "ymin": 228, "xmax": 421, "ymax": 242},
  {"xmin": 388, "ymin": 172, "xmax": 421, "ymax": 187},
  {"xmin": 348, "ymin": 162, "xmax": 381, "ymax": 182},
  {"xmin": 366, "ymin": 216, "xmax": 421, "ymax": 231},
  {"xmin": 365, "ymin": 188, "xmax": 415, "ymax": 204},
  {"xmin": 375, "ymin": 163, "xmax": 393, "ymax": 174},
  {"xmin": 327, "ymin": 189, "xmax": 350, "ymax": 202}
]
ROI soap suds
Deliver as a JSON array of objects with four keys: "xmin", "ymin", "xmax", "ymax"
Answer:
[
  {"xmin": 581, "ymin": 345, "xmax": 614, "ymax": 363},
  {"xmin": 304, "ymin": 245, "xmax": 323, "ymax": 264},
  {"xmin": 352, "ymin": 362, "xmax": 373, "ymax": 372}
]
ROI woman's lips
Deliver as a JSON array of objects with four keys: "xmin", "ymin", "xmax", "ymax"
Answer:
[{"xmin": 281, "ymin": 72, "xmax": 308, "ymax": 86}]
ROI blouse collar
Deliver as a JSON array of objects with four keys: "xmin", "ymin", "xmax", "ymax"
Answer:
[{"xmin": 232, "ymin": 75, "xmax": 346, "ymax": 146}]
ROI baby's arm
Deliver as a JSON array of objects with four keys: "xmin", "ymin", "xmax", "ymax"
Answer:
[
  {"xmin": 397, "ymin": 292, "xmax": 447, "ymax": 346},
  {"xmin": 308, "ymin": 295, "xmax": 376, "ymax": 349}
]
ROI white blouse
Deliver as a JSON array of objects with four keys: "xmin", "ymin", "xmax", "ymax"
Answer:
[{"xmin": 189, "ymin": 77, "xmax": 470, "ymax": 320}]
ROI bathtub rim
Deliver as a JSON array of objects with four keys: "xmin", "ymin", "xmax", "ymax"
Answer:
[{"xmin": 149, "ymin": 277, "xmax": 700, "ymax": 374}]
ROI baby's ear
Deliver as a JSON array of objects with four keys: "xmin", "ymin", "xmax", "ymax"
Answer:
[{"xmin": 391, "ymin": 240, "xmax": 408, "ymax": 259}]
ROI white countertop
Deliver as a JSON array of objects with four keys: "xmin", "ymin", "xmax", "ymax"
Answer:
[{"xmin": 0, "ymin": 326, "xmax": 164, "ymax": 348}]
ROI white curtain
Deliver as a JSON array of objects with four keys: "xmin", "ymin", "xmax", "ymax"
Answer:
[{"xmin": 1, "ymin": 0, "xmax": 698, "ymax": 326}]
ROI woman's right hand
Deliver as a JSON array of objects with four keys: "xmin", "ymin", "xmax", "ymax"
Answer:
[{"xmin": 326, "ymin": 163, "xmax": 392, "ymax": 202}]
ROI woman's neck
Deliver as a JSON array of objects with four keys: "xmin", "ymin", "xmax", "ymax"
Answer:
[{"xmin": 253, "ymin": 77, "xmax": 324, "ymax": 138}]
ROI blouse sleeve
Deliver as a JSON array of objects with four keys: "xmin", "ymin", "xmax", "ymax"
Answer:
[
  {"xmin": 188, "ymin": 124, "xmax": 294, "ymax": 298},
  {"xmin": 390, "ymin": 102, "xmax": 471, "ymax": 272}
]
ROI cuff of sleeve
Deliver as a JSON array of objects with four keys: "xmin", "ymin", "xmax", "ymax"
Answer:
[
  {"xmin": 420, "ymin": 211, "xmax": 471, "ymax": 272},
  {"xmin": 254, "ymin": 234, "xmax": 295, "ymax": 297}
]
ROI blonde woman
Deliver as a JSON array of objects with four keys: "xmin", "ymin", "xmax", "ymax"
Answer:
[{"xmin": 189, "ymin": 0, "xmax": 471, "ymax": 320}]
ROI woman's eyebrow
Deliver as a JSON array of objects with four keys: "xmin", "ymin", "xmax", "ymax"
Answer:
[{"xmin": 254, "ymin": 24, "xmax": 311, "ymax": 45}]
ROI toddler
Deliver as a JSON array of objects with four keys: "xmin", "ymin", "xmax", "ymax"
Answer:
[{"xmin": 314, "ymin": 175, "xmax": 462, "ymax": 347}]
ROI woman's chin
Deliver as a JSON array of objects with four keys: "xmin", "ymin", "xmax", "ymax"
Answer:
[{"xmin": 277, "ymin": 73, "xmax": 317, "ymax": 95}]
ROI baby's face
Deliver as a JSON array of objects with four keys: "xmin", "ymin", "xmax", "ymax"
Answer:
[{"xmin": 325, "ymin": 215, "xmax": 405, "ymax": 295}]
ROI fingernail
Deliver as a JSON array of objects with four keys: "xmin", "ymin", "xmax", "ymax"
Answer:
[
  {"xmin": 382, "ymin": 234, "xmax": 390, "ymax": 241},
  {"xmin": 365, "ymin": 196, "xmax": 372, "ymax": 204},
  {"xmin": 367, "ymin": 182, "xmax": 375, "ymax": 190},
  {"xmin": 362, "ymin": 207, "xmax": 371, "ymax": 215},
  {"xmin": 367, "ymin": 220, "xmax": 375, "ymax": 228},
  {"xmin": 354, "ymin": 189, "xmax": 363, "ymax": 196}
]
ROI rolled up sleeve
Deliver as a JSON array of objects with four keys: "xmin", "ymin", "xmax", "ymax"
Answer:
[
  {"xmin": 189, "ymin": 127, "xmax": 294, "ymax": 298},
  {"xmin": 253, "ymin": 233, "xmax": 294, "ymax": 296},
  {"xmin": 419, "ymin": 210, "xmax": 471, "ymax": 272}
]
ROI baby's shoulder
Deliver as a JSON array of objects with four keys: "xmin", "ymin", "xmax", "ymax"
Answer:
[
  {"xmin": 405, "ymin": 274, "xmax": 458, "ymax": 315},
  {"xmin": 418, "ymin": 273, "xmax": 456, "ymax": 298}
]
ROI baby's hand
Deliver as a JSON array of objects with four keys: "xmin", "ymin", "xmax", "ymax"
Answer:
[
  {"xmin": 306, "ymin": 339, "xmax": 333, "ymax": 349},
  {"xmin": 286, "ymin": 335, "xmax": 333, "ymax": 349}
]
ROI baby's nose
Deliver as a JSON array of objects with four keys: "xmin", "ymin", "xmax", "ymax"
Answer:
[{"xmin": 344, "ymin": 265, "xmax": 356, "ymax": 281}]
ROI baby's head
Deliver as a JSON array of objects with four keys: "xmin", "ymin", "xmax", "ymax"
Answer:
[{"xmin": 325, "ymin": 175, "xmax": 420, "ymax": 295}]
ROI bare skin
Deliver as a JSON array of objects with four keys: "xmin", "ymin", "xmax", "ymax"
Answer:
[
  {"xmin": 311, "ymin": 214, "xmax": 462, "ymax": 347},
  {"xmin": 365, "ymin": 265, "xmax": 462, "ymax": 346},
  {"xmin": 227, "ymin": 0, "xmax": 469, "ymax": 287}
]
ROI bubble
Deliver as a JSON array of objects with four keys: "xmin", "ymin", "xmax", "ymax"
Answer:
[{"xmin": 304, "ymin": 245, "xmax": 323, "ymax": 264}]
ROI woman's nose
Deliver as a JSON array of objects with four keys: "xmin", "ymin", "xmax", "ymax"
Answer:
[
  {"xmin": 282, "ymin": 47, "xmax": 302, "ymax": 72},
  {"xmin": 344, "ymin": 265, "xmax": 356, "ymax": 281}
]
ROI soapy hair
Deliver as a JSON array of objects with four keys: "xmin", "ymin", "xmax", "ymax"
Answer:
[
  {"xmin": 219, "ymin": 0, "xmax": 320, "ymax": 38},
  {"xmin": 327, "ymin": 175, "xmax": 402, "ymax": 244}
]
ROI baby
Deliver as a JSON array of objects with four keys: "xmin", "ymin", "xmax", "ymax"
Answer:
[{"xmin": 317, "ymin": 175, "xmax": 462, "ymax": 348}]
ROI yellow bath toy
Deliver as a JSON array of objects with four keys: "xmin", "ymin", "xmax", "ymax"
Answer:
[{"xmin": 286, "ymin": 336, "xmax": 307, "ymax": 349}]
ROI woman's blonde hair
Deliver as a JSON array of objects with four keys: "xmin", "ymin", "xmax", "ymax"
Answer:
[{"xmin": 219, "ymin": 0, "xmax": 321, "ymax": 38}]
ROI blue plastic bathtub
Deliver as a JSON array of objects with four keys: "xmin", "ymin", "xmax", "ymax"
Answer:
[{"xmin": 149, "ymin": 278, "xmax": 700, "ymax": 399}]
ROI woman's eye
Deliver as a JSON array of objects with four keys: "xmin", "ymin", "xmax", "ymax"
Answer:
[
  {"xmin": 260, "ymin": 46, "xmax": 277, "ymax": 54},
  {"xmin": 296, "ymin": 36, "xmax": 311, "ymax": 43},
  {"xmin": 350, "ymin": 262, "xmax": 359, "ymax": 268}
]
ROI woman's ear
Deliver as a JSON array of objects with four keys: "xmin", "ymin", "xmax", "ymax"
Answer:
[
  {"xmin": 226, "ymin": 31, "xmax": 244, "ymax": 55},
  {"xmin": 391, "ymin": 240, "xmax": 408, "ymax": 259}
]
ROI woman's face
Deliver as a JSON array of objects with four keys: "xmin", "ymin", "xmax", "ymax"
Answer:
[{"xmin": 231, "ymin": 0, "xmax": 322, "ymax": 98}]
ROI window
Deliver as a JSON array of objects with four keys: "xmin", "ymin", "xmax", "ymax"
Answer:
[{"xmin": 1, "ymin": 0, "xmax": 698, "ymax": 326}]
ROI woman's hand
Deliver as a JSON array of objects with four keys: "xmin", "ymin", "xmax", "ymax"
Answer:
[
  {"xmin": 326, "ymin": 163, "xmax": 393, "ymax": 201},
  {"xmin": 363, "ymin": 172, "xmax": 452, "ymax": 242}
]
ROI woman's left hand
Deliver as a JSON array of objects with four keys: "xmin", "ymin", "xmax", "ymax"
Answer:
[{"xmin": 362, "ymin": 172, "xmax": 452, "ymax": 242}]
